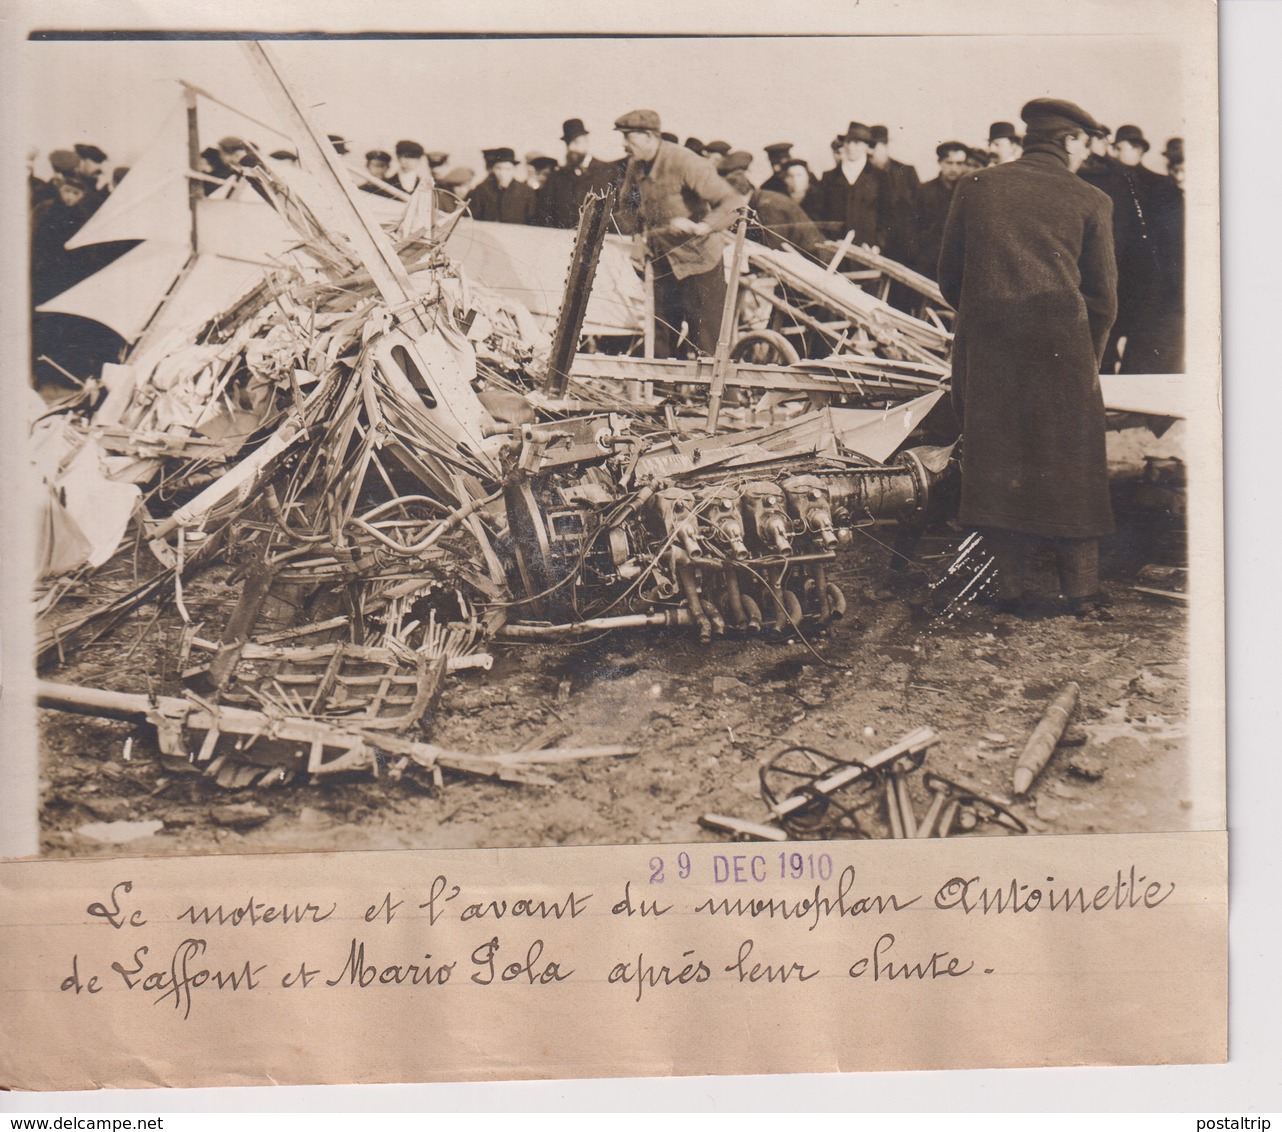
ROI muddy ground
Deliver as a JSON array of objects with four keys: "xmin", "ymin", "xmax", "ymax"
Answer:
[{"xmin": 38, "ymin": 436, "xmax": 1191, "ymax": 859}]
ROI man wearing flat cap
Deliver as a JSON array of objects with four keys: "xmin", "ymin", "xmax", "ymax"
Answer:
[
  {"xmin": 538, "ymin": 118, "xmax": 622, "ymax": 229},
  {"xmin": 434, "ymin": 167, "xmax": 474, "ymax": 215},
  {"xmin": 467, "ymin": 148, "xmax": 537, "ymax": 225},
  {"xmin": 814, "ymin": 121, "xmax": 890, "ymax": 252},
  {"xmin": 937, "ymin": 97, "xmax": 1119, "ymax": 618},
  {"xmin": 613, "ymin": 109, "xmax": 746, "ymax": 358},
  {"xmin": 987, "ymin": 121, "xmax": 1023, "ymax": 165},
  {"xmin": 1086, "ymin": 125, "xmax": 1183, "ymax": 372}
]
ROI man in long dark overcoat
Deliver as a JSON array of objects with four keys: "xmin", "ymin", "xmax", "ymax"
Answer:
[
  {"xmin": 937, "ymin": 98, "xmax": 1118, "ymax": 616},
  {"xmin": 814, "ymin": 121, "xmax": 889, "ymax": 250}
]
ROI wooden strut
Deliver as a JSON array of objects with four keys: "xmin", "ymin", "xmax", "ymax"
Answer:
[{"xmin": 37, "ymin": 680, "xmax": 639, "ymax": 787}]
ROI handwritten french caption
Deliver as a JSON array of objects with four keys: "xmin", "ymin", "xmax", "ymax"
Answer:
[{"xmin": 62, "ymin": 855, "xmax": 1176, "ymax": 1018}]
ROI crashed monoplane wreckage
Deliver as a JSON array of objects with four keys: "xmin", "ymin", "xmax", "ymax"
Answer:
[{"xmin": 34, "ymin": 45, "xmax": 959, "ymax": 792}]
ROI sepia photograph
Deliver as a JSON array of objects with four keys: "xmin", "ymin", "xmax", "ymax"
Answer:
[
  {"xmin": 15, "ymin": 28, "xmax": 1214, "ymax": 862},
  {"xmin": 0, "ymin": 0, "xmax": 1253, "ymax": 1103}
]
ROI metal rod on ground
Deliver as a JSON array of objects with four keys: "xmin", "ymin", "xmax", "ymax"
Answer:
[
  {"xmin": 705, "ymin": 208, "xmax": 750, "ymax": 433},
  {"xmin": 1012, "ymin": 681, "xmax": 1081, "ymax": 796}
]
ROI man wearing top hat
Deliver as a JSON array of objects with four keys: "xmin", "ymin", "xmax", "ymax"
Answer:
[
  {"xmin": 613, "ymin": 109, "xmax": 746, "ymax": 358},
  {"xmin": 814, "ymin": 121, "xmax": 889, "ymax": 251},
  {"xmin": 538, "ymin": 118, "xmax": 622, "ymax": 229},
  {"xmin": 986, "ymin": 121, "xmax": 1023, "ymax": 165},
  {"xmin": 937, "ymin": 97, "xmax": 1119, "ymax": 618},
  {"xmin": 467, "ymin": 147, "xmax": 537, "ymax": 224}
]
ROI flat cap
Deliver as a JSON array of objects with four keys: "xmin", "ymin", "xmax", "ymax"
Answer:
[
  {"xmin": 48, "ymin": 149, "xmax": 79, "ymax": 174},
  {"xmin": 1113, "ymin": 124, "xmax": 1150, "ymax": 150},
  {"xmin": 869, "ymin": 125, "xmax": 889, "ymax": 144},
  {"xmin": 482, "ymin": 147, "xmax": 517, "ymax": 167},
  {"xmin": 704, "ymin": 139, "xmax": 731, "ymax": 155},
  {"xmin": 764, "ymin": 141, "xmax": 793, "ymax": 158},
  {"xmin": 74, "ymin": 143, "xmax": 107, "ymax": 163},
  {"xmin": 661, "ymin": 132, "xmax": 679, "ymax": 144},
  {"xmin": 719, "ymin": 150, "xmax": 753, "ymax": 174},
  {"xmin": 988, "ymin": 121, "xmax": 1020, "ymax": 142},
  {"xmin": 614, "ymin": 109, "xmax": 661, "ymax": 133},
  {"xmin": 936, "ymin": 140, "xmax": 969, "ymax": 160},
  {"xmin": 527, "ymin": 153, "xmax": 558, "ymax": 171},
  {"xmin": 218, "ymin": 136, "xmax": 248, "ymax": 152},
  {"xmin": 426, "ymin": 151, "xmax": 449, "ymax": 167},
  {"xmin": 437, "ymin": 166, "xmax": 474, "ymax": 188},
  {"xmin": 684, "ymin": 136, "xmax": 705, "ymax": 153},
  {"xmin": 1019, "ymin": 98, "xmax": 1103, "ymax": 136},
  {"xmin": 365, "ymin": 149, "xmax": 392, "ymax": 163},
  {"xmin": 781, "ymin": 157, "xmax": 811, "ymax": 171},
  {"xmin": 394, "ymin": 139, "xmax": 425, "ymax": 159},
  {"xmin": 843, "ymin": 121, "xmax": 873, "ymax": 144}
]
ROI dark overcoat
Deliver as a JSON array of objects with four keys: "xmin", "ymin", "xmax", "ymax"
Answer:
[
  {"xmin": 937, "ymin": 146, "xmax": 1118, "ymax": 539},
  {"xmin": 466, "ymin": 176, "xmax": 537, "ymax": 225},
  {"xmin": 815, "ymin": 164, "xmax": 888, "ymax": 249},
  {"xmin": 536, "ymin": 157, "xmax": 621, "ymax": 228}
]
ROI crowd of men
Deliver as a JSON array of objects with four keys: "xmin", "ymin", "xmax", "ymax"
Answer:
[{"xmin": 29, "ymin": 108, "xmax": 1185, "ymax": 374}]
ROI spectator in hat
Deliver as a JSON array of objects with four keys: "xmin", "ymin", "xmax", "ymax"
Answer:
[
  {"xmin": 1094, "ymin": 125, "xmax": 1183, "ymax": 372},
  {"xmin": 937, "ymin": 97, "xmax": 1119, "ymax": 618},
  {"xmin": 434, "ymin": 167, "xmax": 475, "ymax": 215},
  {"xmin": 524, "ymin": 153, "xmax": 558, "ymax": 191},
  {"xmin": 359, "ymin": 149, "xmax": 399, "ymax": 198},
  {"xmin": 538, "ymin": 117, "xmax": 623, "ymax": 229},
  {"xmin": 721, "ymin": 164, "xmax": 824, "ymax": 263},
  {"xmin": 1078, "ymin": 124, "xmax": 1114, "ymax": 183},
  {"xmin": 702, "ymin": 140, "xmax": 731, "ymax": 170},
  {"xmin": 760, "ymin": 142, "xmax": 794, "ymax": 194},
  {"xmin": 912, "ymin": 141, "xmax": 971, "ymax": 281},
  {"xmin": 74, "ymin": 143, "xmax": 107, "ymax": 181},
  {"xmin": 388, "ymin": 140, "xmax": 428, "ymax": 194},
  {"xmin": 684, "ymin": 137, "xmax": 705, "ymax": 155},
  {"xmin": 869, "ymin": 124, "xmax": 922, "ymax": 298},
  {"xmin": 987, "ymin": 121, "xmax": 1023, "ymax": 165},
  {"xmin": 467, "ymin": 147, "xmax": 537, "ymax": 224},
  {"xmin": 613, "ymin": 109, "xmax": 746, "ymax": 358},
  {"xmin": 814, "ymin": 121, "xmax": 890, "ymax": 250},
  {"xmin": 30, "ymin": 174, "xmax": 100, "ymax": 304},
  {"xmin": 29, "ymin": 148, "xmax": 56, "ymax": 209},
  {"xmin": 426, "ymin": 152, "xmax": 449, "ymax": 172}
]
